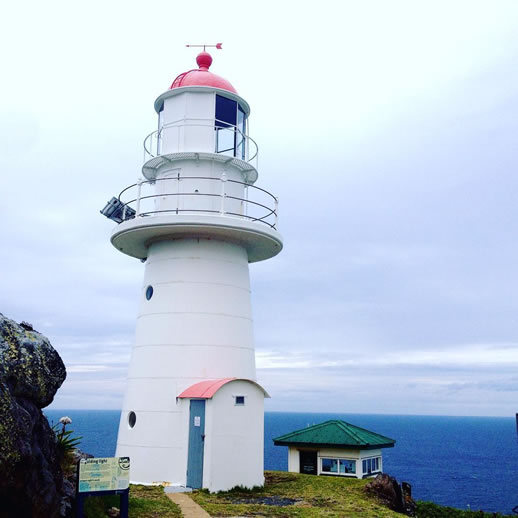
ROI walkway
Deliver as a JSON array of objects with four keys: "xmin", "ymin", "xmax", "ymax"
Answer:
[{"xmin": 166, "ymin": 492, "xmax": 212, "ymax": 518}]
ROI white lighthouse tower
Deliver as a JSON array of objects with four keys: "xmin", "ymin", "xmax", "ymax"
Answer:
[{"xmin": 102, "ymin": 47, "xmax": 282, "ymax": 491}]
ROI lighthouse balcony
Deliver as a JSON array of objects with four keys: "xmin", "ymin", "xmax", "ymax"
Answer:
[
  {"xmin": 142, "ymin": 118, "xmax": 258, "ymax": 183},
  {"xmin": 109, "ymin": 174, "xmax": 282, "ymax": 262},
  {"xmin": 117, "ymin": 175, "xmax": 277, "ymax": 228}
]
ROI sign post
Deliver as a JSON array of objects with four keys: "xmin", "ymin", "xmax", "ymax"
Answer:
[{"xmin": 76, "ymin": 457, "xmax": 130, "ymax": 518}]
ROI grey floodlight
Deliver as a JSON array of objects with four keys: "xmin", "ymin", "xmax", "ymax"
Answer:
[{"xmin": 100, "ymin": 197, "xmax": 136, "ymax": 223}]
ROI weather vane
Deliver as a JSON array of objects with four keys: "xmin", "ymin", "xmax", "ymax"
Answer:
[{"xmin": 186, "ymin": 43, "xmax": 223, "ymax": 52}]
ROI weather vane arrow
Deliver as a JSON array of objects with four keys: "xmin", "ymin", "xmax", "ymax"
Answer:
[{"xmin": 186, "ymin": 43, "xmax": 223, "ymax": 51}]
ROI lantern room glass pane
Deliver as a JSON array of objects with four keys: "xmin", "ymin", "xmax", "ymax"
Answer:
[
  {"xmin": 215, "ymin": 95, "xmax": 237, "ymax": 128},
  {"xmin": 215, "ymin": 94, "xmax": 238, "ymax": 157},
  {"xmin": 236, "ymin": 105, "xmax": 246, "ymax": 160},
  {"xmin": 157, "ymin": 103, "xmax": 164, "ymax": 155},
  {"xmin": 216, "ymin": 127, "xmax": 235, "ymax": 155}
]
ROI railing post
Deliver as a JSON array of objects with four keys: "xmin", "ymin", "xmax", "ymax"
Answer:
[
  {"xmin": 176, "ymin": 171, "xmax": 181, "ymax": 215},
  {"xmin": 122, "ymin": 203, "xmax": 127, "ymax": 221},
  {"xmin": 220, "ymin": 172, "xmax": 227, "ymax": 215},
  {"xmin": 274, "ymin": 196, "xmax": 279, "ymax": 228},
  {"xmin": 136, "ymin": 179, "xmax": 143, "ymax": 217}
]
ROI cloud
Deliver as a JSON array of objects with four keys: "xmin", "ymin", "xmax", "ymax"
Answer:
[
  {"xmin": 66, "ymin": 365, "xmax": 111, "ymax": 373},
  {"xmin": 3, "ymin": 0, "xmax": 518, "ymax": 416}
]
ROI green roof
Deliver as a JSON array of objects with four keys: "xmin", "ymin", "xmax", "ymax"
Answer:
[{"xmin": 273, "ymin": 420, "xmax": 395, "ymax": 450}]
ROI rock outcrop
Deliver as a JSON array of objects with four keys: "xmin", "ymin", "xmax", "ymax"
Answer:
[
  {"xmin": 365, "ymin": 473, "xmax": 417, "ymax": 516},
  {"xmin": 0, "ymin": 313, "xmax": 67, "ymax": 518}
]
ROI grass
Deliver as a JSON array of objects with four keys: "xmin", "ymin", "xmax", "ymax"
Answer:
[
  {"xmin": 79, "ymin": 473, "xmax": 508, "ymax": 518},
  {"xmin": 191, "ymin": 471, "xmax": 403, "ymax": 517},
  {"xmin": 415, "ymin": 501, "xmax": 507, "ymax": 517},
  {"xmin": 83, "ymin": 484, "xmax": 182, "ymax": 518}
]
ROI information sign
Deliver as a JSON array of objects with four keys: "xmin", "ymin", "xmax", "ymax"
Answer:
[{"xmin": 78, "ymin": 457, "xmax": 130, "ymax": 493}]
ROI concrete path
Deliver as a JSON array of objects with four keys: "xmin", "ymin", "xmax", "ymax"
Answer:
[{"xmin": 166, "ymin": 492, "xmax": 212, "ymax": 517}]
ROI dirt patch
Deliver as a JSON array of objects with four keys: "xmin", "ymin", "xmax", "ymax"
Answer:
[
  {"xmin": 310, "ymin": 495, "xmax": 342, "ymax": 507},
  {"xmin": 264, "ymin": 472, "xmax": 298, "ymax": 485},
  {"xmin": 229, "ymin": 496, "xmax": 302, "ymax": 507}
]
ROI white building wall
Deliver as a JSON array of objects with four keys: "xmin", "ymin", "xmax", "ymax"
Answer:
[
  {"xmin": 318, "ymin": 447, "xmax": 362, "ymax": 459},
  {"xmin": 203, "ymin": 381, "xmax": 265, "ymax": 492},
  {"xmin": 287, "ymin": 447, "xmax": 299, "ymax": 473},
  {"xmin": 115, "ymin": 395, "xmax": 190, "ymax": 485},
  {"xmin": 116, "ymin": 239, "xmax": 257, "ymax": 484},
  {"xmin": 358, "ymin": 448, "xmax": 382, "ymax": 459}
]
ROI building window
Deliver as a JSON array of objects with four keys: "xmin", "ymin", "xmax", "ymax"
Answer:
[
  {"xmin": 321, "ymin": 458, "xmax": 339, "ymax": 473},
  {"xmin": 235, "ymin": 395, "xmax": 245, "ymax": 405},
  {"xmin": 362, "ymin": 457, "xmax": 381, "ymax": 474},
  {"xmin": 145, "ymin": 285, "xmax": 153, "ymax": 300},
  {"xmin": 340, "ymin": 459, "xmax": 356, "ymax": 474},
  {"xmin": 128, "ymin": 411, "xmax": 136, "ymax": 428},
  {"xmin": 321, "ymin": 458, "xmax": 356, "ymax": 475}
]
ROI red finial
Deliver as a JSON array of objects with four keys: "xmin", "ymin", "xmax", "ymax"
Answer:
[
  {"xmin": 196, "ymin": 52, "xmax": 213, "ymax": 70},
  {"xmin": 186, "ymin": 44, "xmax": 222, "ymax": 70},
  {"xmin": 170, "ymin": 43, "xmax": 236, "ymax": 93}
]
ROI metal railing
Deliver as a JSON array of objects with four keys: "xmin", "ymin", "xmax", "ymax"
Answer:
[
  {"xmin": 143, "ymin": 118, "xmax": 259, "ymax": 169},
  {"xmin": 117, "ymin": 174, "xmax": 278, "ymax": 229}
]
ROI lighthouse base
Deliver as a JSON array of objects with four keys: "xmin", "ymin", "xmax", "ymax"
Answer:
[{"xmin": 116, "ymin": 379, "xmax": 266, "ymax": 491}]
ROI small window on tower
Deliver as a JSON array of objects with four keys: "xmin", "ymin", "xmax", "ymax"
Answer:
[{"xmin": 235, "ymin": 396, "xmax": 245, "ymax": 406}]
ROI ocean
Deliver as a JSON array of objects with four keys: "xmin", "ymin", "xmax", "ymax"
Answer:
[{"xmin": 45, "ymin": 410, "xmax": 518, "ymax": 515}]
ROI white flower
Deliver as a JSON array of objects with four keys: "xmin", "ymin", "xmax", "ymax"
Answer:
[{"xmin": 59, "ymin": 416, "xmax": 72, "ymax": 425}]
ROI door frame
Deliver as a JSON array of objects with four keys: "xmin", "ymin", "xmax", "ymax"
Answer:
[{"xmin": 299, "ymin": 449, "xmax": 318, "ymax": 475}]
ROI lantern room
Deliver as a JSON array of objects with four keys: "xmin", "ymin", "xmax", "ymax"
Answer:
[{"xmin": 150, "ymin": 52, "xmax": 252, "ymax": 162}]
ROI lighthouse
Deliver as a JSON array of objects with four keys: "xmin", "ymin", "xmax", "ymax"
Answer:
[{"xmin": 101, "ymin": 47, "xmax": 282, "ymax": 491}]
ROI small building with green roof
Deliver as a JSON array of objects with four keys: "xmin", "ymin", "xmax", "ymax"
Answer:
[{"xmin": 273, "ymin": 420, "xmax": 395, "ymax": 479}]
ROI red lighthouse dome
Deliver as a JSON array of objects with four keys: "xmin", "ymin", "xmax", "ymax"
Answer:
[{"xmin": 169, "ymin": 51, "xmax": 237, "ymax": 94}]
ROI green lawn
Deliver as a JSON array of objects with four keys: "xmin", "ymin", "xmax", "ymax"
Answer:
[
  {"xmin": 84, "ymin": 484, "xmax": 182, "ymax": 518},
  {"xmin": 191, "ymin": 471, "xmax": 402, "ymax": 517},
  {"xmin": 81, "ymin": 473, "xmax": 508, "ymax": 518}
]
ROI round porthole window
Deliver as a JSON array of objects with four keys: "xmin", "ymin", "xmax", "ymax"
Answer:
[
  {"xmin": 145, "ymin": 285, "xmax": 153, "ymax": 300},
  {"xmin": 128, "ymin": 411, "xmax": 136, "ymax": 428}
]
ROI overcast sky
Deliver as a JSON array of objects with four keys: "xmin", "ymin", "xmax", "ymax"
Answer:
[{"xmin": 2, "ymin": 0, "xmax": 518, "ymax": 416}]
